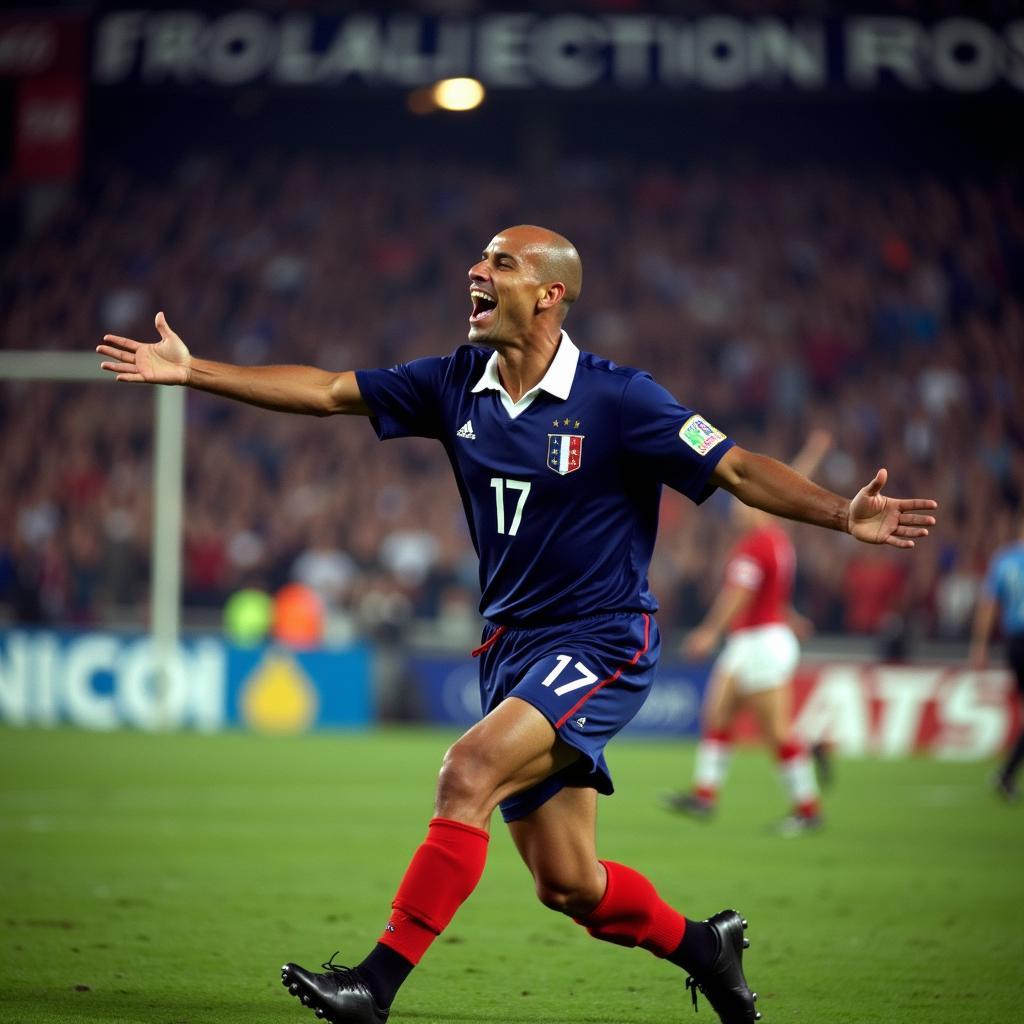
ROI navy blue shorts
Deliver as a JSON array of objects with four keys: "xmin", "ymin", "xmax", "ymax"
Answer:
[{"xmin": 475, "ymin": 611, "xmax": 660, "ymax": 823}]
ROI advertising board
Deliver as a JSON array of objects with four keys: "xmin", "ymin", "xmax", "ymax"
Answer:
[{"xmin": 0, "ymin": 628, "xmax": 372, "ymax": 732}]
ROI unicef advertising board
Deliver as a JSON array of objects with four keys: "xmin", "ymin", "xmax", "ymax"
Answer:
[{"xmin": 0, "ymin": 628, "xmax": 372, "ymax": 732}]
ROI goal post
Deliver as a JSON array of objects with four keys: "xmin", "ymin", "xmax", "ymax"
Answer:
[{"xmin": 0, "ymin": 352, "xmax": 185, "ymax": 703}]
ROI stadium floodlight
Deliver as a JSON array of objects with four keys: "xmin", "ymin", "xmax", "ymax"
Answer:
[
  {"xmin": 432, "ymin": 77, "xmax": 485, "ymax": 111},
  {"xmin": 0, "ymin": 351, "xmax": 184, "ymax": 727}
]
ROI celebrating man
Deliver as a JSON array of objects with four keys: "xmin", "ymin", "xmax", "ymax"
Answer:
[{"xmin": 98, "ymin": 225, "xmax": 938, "ymax": 1024}]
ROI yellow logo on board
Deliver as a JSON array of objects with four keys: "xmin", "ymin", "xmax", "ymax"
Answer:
[{"xmin": 240, "ymin": 652, "xmax": 318, "ymax": 733}]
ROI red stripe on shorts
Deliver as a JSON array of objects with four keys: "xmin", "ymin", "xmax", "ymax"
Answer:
[
  {"xmin": 554, "ymin": 613, "xmax": 651, "ymax": 730},
  {"xmin": 471, "ymin": 625, "xmax": 506, "ymax": 658}
]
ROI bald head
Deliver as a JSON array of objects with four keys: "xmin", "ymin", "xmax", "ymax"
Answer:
[{"xmin": 497, "ymin": 225, "xmax": 582, "ymax": 313}]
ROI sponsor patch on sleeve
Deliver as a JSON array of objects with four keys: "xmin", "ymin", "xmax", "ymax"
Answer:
[{"xmin": 679, "ymin": 414, "xmax": 727, "ymax": 456}]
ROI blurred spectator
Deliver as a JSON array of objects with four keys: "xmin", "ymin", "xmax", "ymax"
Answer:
[{"xmin": 291, "ymin": 520, "xmax": 358, "ymax": 612}]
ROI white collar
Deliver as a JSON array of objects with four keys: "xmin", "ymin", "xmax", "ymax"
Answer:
[{"xmin": 471, "ymin": 331, "xmax": 580, "ymax": 418}]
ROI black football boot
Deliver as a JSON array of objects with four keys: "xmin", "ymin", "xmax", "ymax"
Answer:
[
  {"xmin": 281, "ymin": 954, "xmax": 389, "ymax": 1024},
  {"xmin": 684, "ymin": 910, "xmax": 760, "ymax": 1023}
]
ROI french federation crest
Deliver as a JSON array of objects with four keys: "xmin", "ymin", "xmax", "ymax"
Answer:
[{"xmin": 547, "ymin": 433, "xmax": 584, "ymax": 475}]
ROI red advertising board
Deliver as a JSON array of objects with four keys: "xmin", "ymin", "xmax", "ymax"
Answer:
[
  {"xmin": 0, "ymin": 16, "xmax": 84, "ymax": 78},
  {"xmin": 756, "ymin": 661, "xmax": 1021, "ymax": 759},
  {"xmin": 2, "ymin": 15, "xmax": 86, "ymax": 182},
  {"xmin": 15, "ymin": 75, "xmax": 83, "ymax": 180}
]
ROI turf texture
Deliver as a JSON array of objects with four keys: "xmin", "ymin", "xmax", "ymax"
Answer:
[{"xmin": 1, "ymin": 725, "xmax": 1021, "ymax": 1024}]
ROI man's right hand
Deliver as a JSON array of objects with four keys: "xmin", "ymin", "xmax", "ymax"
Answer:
[{"xmin": 97, "ymin": 311, "xmax": 191, "ymax": 385}]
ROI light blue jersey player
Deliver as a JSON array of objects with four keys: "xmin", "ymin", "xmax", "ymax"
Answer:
[
  {"xmin": 971, "ymin": 518, "xmax": 1024, "ymax": 799},
  {"xmin": 98, "ymin": 224, "xmax": 939, "ymax": 1024}
]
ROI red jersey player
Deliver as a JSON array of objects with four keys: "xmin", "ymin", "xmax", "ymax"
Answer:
[{"xmin": 664, "ymin": 431, "xmax": 832, "ymax": 834}]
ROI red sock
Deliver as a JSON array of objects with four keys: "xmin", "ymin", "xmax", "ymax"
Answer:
[
  {"xmin": 378, "ymin": 817, "xmax": 489, "ymax": 965},
  {"xmin": 573, "ymin": 861, "xmax": 686, "ymax": 957},
  {"xmin": 777, "ymin": 739, "xmax": 802, "ymax": 761}
]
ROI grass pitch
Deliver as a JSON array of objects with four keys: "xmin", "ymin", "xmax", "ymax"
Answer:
[{"xmin": 1, "ymin": 725, "xmax": 1021, "ymax": 1024}]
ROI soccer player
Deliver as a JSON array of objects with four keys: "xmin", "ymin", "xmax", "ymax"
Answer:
[
  {"xmin": 97, "ymin": 225, "xmax": 938, "ymax": 1024},
  {"xmin": 662, "ymin": 431, "xmax": 833, "ymax": 835},
  {"xmin": 970, "ymin": 514, "xmax": 1024, "ymax": 801}
]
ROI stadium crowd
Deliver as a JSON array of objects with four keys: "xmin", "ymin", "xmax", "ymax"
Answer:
[{"xmin": 1, "ymin": 153, "xmax": 1021, "ymax": 646}]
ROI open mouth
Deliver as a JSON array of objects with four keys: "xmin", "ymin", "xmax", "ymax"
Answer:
[{"xmin": 469, "ymin": 288, "xmax": 497, "ymax": 324}]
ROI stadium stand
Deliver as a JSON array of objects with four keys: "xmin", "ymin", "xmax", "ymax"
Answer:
[{"xmin": 1, "ymin": 155, "xmax": 1021, "ymax": 641}]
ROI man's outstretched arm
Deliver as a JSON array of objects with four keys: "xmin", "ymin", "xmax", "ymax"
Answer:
[
  {"xmin": 97, "ymin": 312, "xmax": 370, "ymax": 417},
  {"xmin": 712, "ymin": 446, "xmax": 938, "ymax": 548}
]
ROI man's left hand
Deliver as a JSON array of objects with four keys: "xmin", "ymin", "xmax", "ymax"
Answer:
[{"xmin": 848, "ymin": 468, "xmax": 938, "ymax": 548}]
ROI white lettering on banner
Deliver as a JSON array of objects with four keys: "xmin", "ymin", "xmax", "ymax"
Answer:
[
  {"xmin": 0, "ymin": 631, "xmax": 61, "ymax": 725},
  {"xmin": 89, "ymin": 11, "xmax": 1024, "ymax": 93},
  {"xmin": 749, "ymin": 19, "xmax": 826, "ymax": 88},
  {"xmin": 120, "ymin": 638, "xmax": 188, "ymax": 730},
  {"xmin": 696, "ymin": 17, "xmax": 748, "ymax": 90},
  {"xmin": 931, "ymin": 18, "xmax": 999, "ymax": 92},
  {"xmin": 21, "ymin": 97, "xmax": 77, "ymax": 143},
  {"xmin": 142, "ymin": 13, "xmax": 204, "ymax": 82},
  {"xmin": 792, "ymin": 662, "xmax": 1015, "ymax": 758},
  {"xmin": 532, "ymin": 15, "xmax": 607, "ymax": 89},
  {"xmin": 846, "ymin": 18, "xmax": 925, "ymax": 89},
  {"xmin": 847, "ymin": 17, "xmax": 1020, "ymax": 93},
  {"xmin": 0, "ymin": 631, "xmax": 227, "ymax": 731},
  {"xmin": 792, "ymin": 666, "xmax": 870, "ymax": 754},
  {"xmin": 932, "ymin": 671, "xmax": 1007, "ymax": 760},
  {"xmin": 318, "ymin": 14, "xmax": 381, "ymax": 81},
  {"xmin": 64, "ymin": 635, "xmax": 121, "ymax": 730},
  {"xmin": 606, "ymin": 16, "xmax": 655, "ymax": 87},
  {"xmin": 1007, "ymin": 21, "xmax": 1024, "ymax": 90},
  {"xmin": 874, "ymin": 667, "xmax": 943, "ymax": 757},
  {"xmin": 381, "ymin": 15, "xmax": 436, "ymax": 85},
  {"xmin": 0, "ymin": 22, "xmax": 57, "ymax": 76},
  {"xmin": 0, "ymin": 632, "xmax": 29, "ymax": 725},
  {"xmin": 94, "ymin": 11, "xmax": 146, "ymax": 82},
  {"xmin": 434, "ymin": 20, "xmax": 473, "ymax": 82},
  {"xmin": 659, "ymin": 23, "xmax": 692, "ymax": 86},
  {"xmin": 35, "ymin": 632, "xmax": 61, "ymax": 727},
  {"xmin": 189, "ymin": 643, "xmax": 228, "ymax": 732},
  {"xmin": 206, "ymin": 11, "xmax": 273, "ymax": 85},
  {"xmin": 276, "ymin": 16, "xmax": 316, "ymax": 84},
  {"xmin": 478, "ymin": 14, "xmax": 532, "ymax": 87}
]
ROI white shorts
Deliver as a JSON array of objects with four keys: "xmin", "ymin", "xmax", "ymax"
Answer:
[{"xmin": 716, "ymin": 623, "xmax": 800, "ymax": 694}]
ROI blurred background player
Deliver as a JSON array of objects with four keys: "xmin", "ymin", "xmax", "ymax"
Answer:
[
  {"xmin": 663, "ymin": 430, "xmax": 834, "ymax": 834},
  {"xmin": 969, "ymin": 513, "xmax": 1024, "ymax": 801}
]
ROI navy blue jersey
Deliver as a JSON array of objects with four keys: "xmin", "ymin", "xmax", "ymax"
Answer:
[{"xmin": 356, "ymin": 334, "xmax": 733, "ymax": 626}]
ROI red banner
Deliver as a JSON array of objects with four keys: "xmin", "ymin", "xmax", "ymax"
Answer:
[
  {"xmin": 768, "ymin": 662, "xmax": 1020, "ymax": 759},
  {"xmin": 0, "ymin": 16, "xmax": 85, "ymax": 78},
  {"xmin": 14, "ymin": 75, "xmax": 83, "ymax": 181}
]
